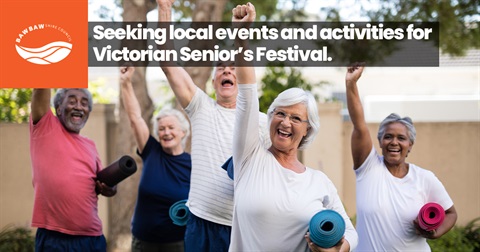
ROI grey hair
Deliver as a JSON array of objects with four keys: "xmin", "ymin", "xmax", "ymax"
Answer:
[
  {"xmin": 53, "ymin": 88, "xmax": 93, "ymax": 113},
  {"xmin": 377, "ymin": 113, "xmax": 416, "ymax": 144},
  {"xmin": 267, "ymin": 88, "xmax": 320, "ymax": 150},
  {"xmin": 153, "ymin": 108, "xmax": 191, "ymax": 149}
]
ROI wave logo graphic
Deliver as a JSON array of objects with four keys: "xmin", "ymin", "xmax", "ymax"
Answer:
[
  {"xmin": 15, "ymin": 23, "xmax": 73, "ymax": 65},
  {"xmin": 15, "ymin": 41, "xmax": 72, "ymax": 65}
]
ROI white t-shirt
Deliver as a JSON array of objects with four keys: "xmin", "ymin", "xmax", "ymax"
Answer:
[
  {"xmin": 355, "ymin": 147, "xmax": 454, "ymax": 251},
  {"xmin": 230, "ymin": 84, "xmax": 358, "ymax": 252},
  {"xmin": 184, "ymin": 87, "xmax": 268, "ymax": 226}
]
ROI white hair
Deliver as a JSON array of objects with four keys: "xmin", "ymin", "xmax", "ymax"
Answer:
[
  {"xmin": 267, "ymin": 88, "xmax": 320, "ymax": 150},
  {"xmin": 153, "ymin": 108, "xmax": 190, "ymax": 149}
]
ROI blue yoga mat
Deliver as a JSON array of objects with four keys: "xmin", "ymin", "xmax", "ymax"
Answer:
[
  {"xmin": 169, "ymin": 199, "xmax": 190, "ymax": 226},
  {"xmin": 309, "ymin": 209, "xmax": 345, "ymax": 248}
]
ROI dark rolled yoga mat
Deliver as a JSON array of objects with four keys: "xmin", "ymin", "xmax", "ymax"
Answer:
[{"xmin": 97, "ymin": 155, "xmax": 137, "ymax": 187}]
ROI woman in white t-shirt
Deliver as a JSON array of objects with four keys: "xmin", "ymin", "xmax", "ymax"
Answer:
[
  {"xmin": 229, "ymin": 4, "xmax": 358, "ymax": 252},
  {"xmin": 345, "ymin": 63, "xmax": 457, "ymax": 251}
]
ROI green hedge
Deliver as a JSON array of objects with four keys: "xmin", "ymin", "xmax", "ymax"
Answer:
[
  {"xmin": 428, "ymin": 217, "xmax": 480, "ymax": 252},
  {"xmin": 0, "ymin": 225, "xmax": 34, "ymax": 252}
]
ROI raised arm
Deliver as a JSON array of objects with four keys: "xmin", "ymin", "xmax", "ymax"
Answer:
[
  {"xmin": 232, "ymin": 2, "xmax": 256, "ymax": 85},
  {"xmin": 31, "ymin": 89, "xmax": 52, "ymax": 124},
  {"xmin": 156, "ymin": 0, "xmax": 197, "ymax": 108},
  {"xmin": 345, "ymin": 64, "xmax": 372, "ymax": 169},
  {"xmin": 120, "ymin": 66, "xmax": 150, "ymax": 153},
  {"xmin": 232, "ymin": 3, "xmax": 261, "ymax": 166}
]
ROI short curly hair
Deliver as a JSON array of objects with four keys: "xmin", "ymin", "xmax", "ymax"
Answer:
[{"xmin": 53, "ymin": 88, "xmax": 93, "ymax": 113}]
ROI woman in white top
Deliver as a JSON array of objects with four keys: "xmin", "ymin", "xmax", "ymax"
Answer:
[
  {"xmin": 229, "ymin": 4, "xmax": 358, "ymax": 252},
  {"xmin": 345, "ymin": 63, "xmax": 457, "ymax": 251}
]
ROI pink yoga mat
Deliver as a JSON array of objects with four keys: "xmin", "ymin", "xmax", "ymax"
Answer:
[{"xmin": 417, "ymin": 202, "xmax": 445, "ymax": 231}]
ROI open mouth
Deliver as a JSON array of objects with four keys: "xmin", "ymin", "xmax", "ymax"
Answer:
[
  {"xmin": 221, "ymin": 79, "xmax": 234, "ymax": 87},
  {"xmin": 277, "ymin": 129, "xmax": 292, "ymax": 138},
  {"xmin": 71, "ymin": 111, "xmax": 84, "ymax": 122},
  {"xmin": 162, "ymin": 137, "xmax": 174, "ymax": 142},
  {"xmin": 387, "ymin": 148, "xmax": 401, "ymax": 153}
]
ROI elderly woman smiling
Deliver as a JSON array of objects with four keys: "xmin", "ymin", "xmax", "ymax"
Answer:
[
  {"xmin": 229, "ymin": 4, "xmax": 358, "ymax": 252},
  {"xmin": 345, "ymin": 64, "xmax": 457, "ymax": 251}
]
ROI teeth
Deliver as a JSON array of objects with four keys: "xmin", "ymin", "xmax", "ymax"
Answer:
[{"xmin": 278, "ymin": 129, "xmax": 292, "ymax": 136}]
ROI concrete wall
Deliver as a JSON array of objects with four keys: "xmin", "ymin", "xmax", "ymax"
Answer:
[
  {"xmin": 0, "ymin": 104, "xmax": 115, "ymax": 237},
  {"xmin": 1, "ymin": 102, "xmax": 479, "ymax": 238}
]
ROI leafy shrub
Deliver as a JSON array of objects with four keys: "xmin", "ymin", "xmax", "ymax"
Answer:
[
  {"xmin": 428, "ymin": 226, "xmax": 475, "ymax": 252},
  {"xmin": 428, "ymin": 217, "xmax": 480, "ymax": 252},
  {"xmin": 0, "ymin": 225, "xmax": 34, "ymax": 252},
  {"xmin": 464, "ymin": 217, "xmax": 480, "ymax": 252}
]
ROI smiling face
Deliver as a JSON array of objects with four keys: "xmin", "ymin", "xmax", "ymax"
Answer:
[
  {"xmin": 269, "ymin": 103, "xmax": 310, "ymax": 154},
  {"xmin": 156, "ymin": 115, "xmax": 185, "ymax": 155},
  {"xmin": 379, "ymin": 122, "xmax": 413, "ymax": 167},
  {"xmin": 212, "ymin": 63, "xmax": 237, "ymax": 106},
  {"xmin": 56, "ymin": 89, "xmax": 90, "ymax": 133}
]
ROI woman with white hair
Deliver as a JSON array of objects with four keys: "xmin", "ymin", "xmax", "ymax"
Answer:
[
  {"xmin": 345, "ymin": 63, "xmax": 457, "ymax": 251},
  {"xmin": 229, "ymin": 4, "xmax": 358, "ymax": 252},
  {"xmin": 120, "ymin": 66, "xmax": 192, "ymax": 252}
]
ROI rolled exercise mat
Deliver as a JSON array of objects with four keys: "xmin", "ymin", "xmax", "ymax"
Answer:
[
  {"xmin": 309, "ymin": 209, "xmax": 346, "ymax": 248},
  {"xmin": 417, "ymin": 202, "xmax": 445, "ymax": 231},
  {"xmin": 169, "ymin": 199, "xmax": 190, "ymax": 226},
  {"xmin": 96, "ymin": 155, "xmax": 137, "ymax": 187}
]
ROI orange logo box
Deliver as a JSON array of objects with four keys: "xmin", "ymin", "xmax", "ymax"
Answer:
[{"xmin": 0, "ymin": 0, "xmax": 87, "ymax": 88}]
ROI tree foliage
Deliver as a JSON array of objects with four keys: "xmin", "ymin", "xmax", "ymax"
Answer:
[
  {"xmin": 258, "ymin": 65, "xmax": 325, "ymax": 113},
  {"xmin": 0, "ymin": 89, "xmax": 32, "ymax": 123},
  {"xmin": 323, "ymin": 0, "xmax": 480, "ymax": 56}
]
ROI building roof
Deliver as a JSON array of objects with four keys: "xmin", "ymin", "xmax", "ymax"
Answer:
[{"xmin": 440, "ymin": 49, "xmax": 480, "ymax": 66}]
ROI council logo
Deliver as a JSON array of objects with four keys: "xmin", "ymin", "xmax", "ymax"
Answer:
[{"xmin": 15, "ymin": 23, "xmax": 72, "ymax": 65}]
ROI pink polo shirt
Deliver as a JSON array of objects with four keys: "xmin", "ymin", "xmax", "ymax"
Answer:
[{"xmin": 29, "ymin": 110, "xmax": 103, "ymax": 236}]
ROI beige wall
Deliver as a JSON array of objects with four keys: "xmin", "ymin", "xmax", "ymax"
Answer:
[
  {"xmin": 1, "ymin": 102, "xmax": 479, "ymax": 237},
  {"xmin": 0, "ymin": 123, "xmax": 33, "ymax": 228},
  {"xmin": 0, "ymin": 104, "xmax": 115, "ymax": 237},
  {"xmin": 303, "ymin": 102, "xmax": 346, "ymax": 197}
]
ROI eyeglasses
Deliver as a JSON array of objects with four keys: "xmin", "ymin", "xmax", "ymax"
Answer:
[{"xmin": 272, "ymin": 109, "xmax": 308, "ymax": 125}]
